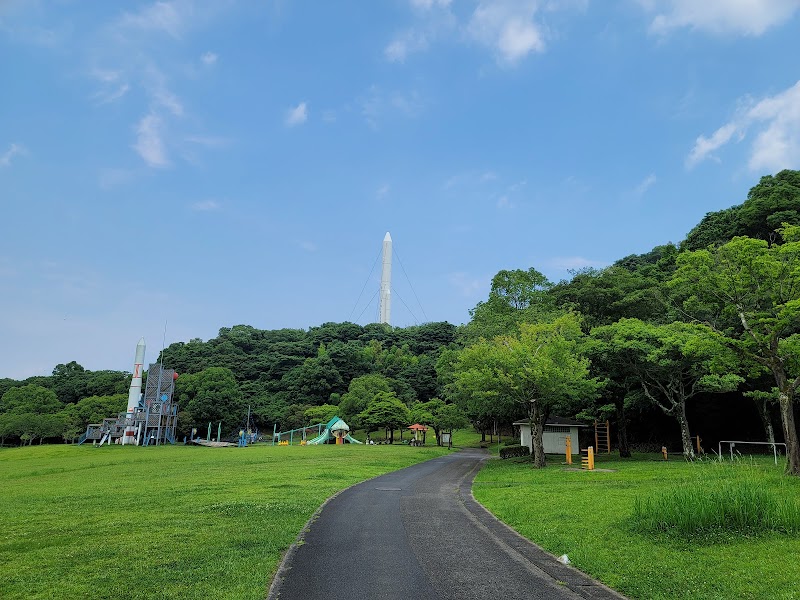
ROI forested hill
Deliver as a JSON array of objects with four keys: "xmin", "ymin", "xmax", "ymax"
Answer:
[{"xmin": 2, "ymin": 169, "xmax": 799, "ymax": 455}]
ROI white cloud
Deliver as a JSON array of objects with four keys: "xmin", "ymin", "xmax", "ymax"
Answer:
[
  {"xmin": 286, "ymin": 102, "xmax": 308, "ymax": 127},
  {"xmin": 190, "ymin": 199, "xmax": 220, "ymax": 211},
  {"xmin": 0, "ymin": 143, "xmax": 24, "ymax": 167},
  {"xmin": 467, "ymin": 1, "xmax": 546, "ymax": 64},
  {"xmin": 546, "ymin": 256, "xmax": 608, "ymax": 271},
  {"xmin": 118, "ymin": 0, "xmax": 188, "ymax": 39},
  {"xmin": 360, "ymin": 86, "xmax": 425, "ymax": 129},
  {"xmin": 299, "ymin": 241, "xmax": 317, "ymax": 252},
  {"xmin": 634, "ymin": 173, "xmax": 657, "ymax": 196},
  {"xmin": 377, "ymin": 184, "xmax": 391, "ymax": 199},
  {"xmin": 385, "ymin": 30, "xmax": 429, "ymax": 63},
  {"xmin": 201, "ymin": 51, "xmax": 217, "ymax": 65},
  {"xmin": 133, "ymin": 113, "xmax": 169, "ymax": 167},
  {"xmin": 448, "ymin": 272, "xmax": 485, "ymax": 297},
  {"xmin": 687, "ymin": 80, "xmax": 800, "ymax": 172},
  {"xmin": 646, "ymin": 0, "xmax": 800, "ymax": 36},
  {"xmin": 497, "ymin": 195, "xmax": 514, "ymax": 209},
  {"xmin": 411, "ymin": 0, "xmax": 452, "ymax": 9}
]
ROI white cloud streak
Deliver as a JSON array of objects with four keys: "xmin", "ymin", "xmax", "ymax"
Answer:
[
  {"xmin": 634, "ymin": 173, "xmax": 657, "ymax": 196},
  {"xmin": 0, "ymin": 143, "xmax": 24, "ymax": 167},
  {"xmin": 687, "ymin": 80, "xmax": 800, "ymax": 172},
  {"xmin": 286, "ymin": 102, "xmax": 308, "ymax": 127},
  {"xmin": 133, "ymin": 114, "xmax": 169, "ymax": 168},
  {"xmin": 201, "ymin": 51, "xmax": 217, "ymax": 65},
  {"xmin": 646, "ymin": 0, "xmax": 800, "ymax": 36},
  {"xmin": 191, "ymin": 199, "xmax": 220, "ymax": 211}
]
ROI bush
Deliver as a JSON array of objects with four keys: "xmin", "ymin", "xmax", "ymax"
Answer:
[{"xmin": 500, "ymin": 445, "xmax": 531, "ymax": 459}]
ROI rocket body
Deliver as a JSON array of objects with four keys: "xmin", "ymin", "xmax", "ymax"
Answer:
[
  {"xmin": 122, "ymin": 337, "xmax": 145, "ymax": 445},
  {"xmin": 379, "ymin": 232, "xmax": 392, "ymax": 325}
]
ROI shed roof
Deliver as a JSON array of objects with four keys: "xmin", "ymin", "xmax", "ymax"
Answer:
[
  {"xmin": 407, "ymin": 423, "xmax": 429, "ymax": 431},
  {"xmin": 513, "ymin": 416, "xmax": 587, "ymax": 427}
]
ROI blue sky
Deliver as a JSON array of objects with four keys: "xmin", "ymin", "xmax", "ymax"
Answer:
[{"xmin": 2, "ymin": 0, "xmax": 800, "ymax": 379}]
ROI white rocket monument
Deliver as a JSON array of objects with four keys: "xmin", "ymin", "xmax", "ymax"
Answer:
[
  {"xmin": 379, "ymin": 232, "xmax": 392, "ymax": 325},
  {"xmin": 122, "ymin": 337, "xmax": 145, "ymax": 445}
]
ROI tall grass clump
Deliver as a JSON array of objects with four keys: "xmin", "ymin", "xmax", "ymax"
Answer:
[{"xmin": 631, "ymin": 462, "xmax": 800, "ymax": 538}]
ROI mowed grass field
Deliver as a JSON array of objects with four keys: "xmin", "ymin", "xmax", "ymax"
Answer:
[
  {"xmin": 473, "ymin": 453, "xmax": 800, "ymax": 600},
  {"xmin": 0, "ymin": 442, "xmax": 450, "ymax": 600}
]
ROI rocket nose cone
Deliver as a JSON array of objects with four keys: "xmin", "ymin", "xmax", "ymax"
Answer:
[
  {"xmin": 384, "ymin": 232, "xmax": 392, "ymax": 241},
  {"xmin": 137, "ymin": 337, "xmax": 145, "ymax": 347}
]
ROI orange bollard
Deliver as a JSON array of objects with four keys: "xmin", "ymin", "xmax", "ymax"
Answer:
[
  {"xmin": 662, "ymin": 446, "xmax": 668, "ymax": 460},
  {"xmin": 565, "ymin": 435, "xmax": 572, "ymax": 465}
]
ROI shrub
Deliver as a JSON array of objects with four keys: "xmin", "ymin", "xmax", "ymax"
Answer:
[{"xmin": 500, "ymin": 445, "xmax": 531, "ymax": 459}]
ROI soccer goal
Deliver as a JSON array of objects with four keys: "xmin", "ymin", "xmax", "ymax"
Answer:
[{"xmin": 718, "ymin": 440, "xmax": 787, "ymax": 466}]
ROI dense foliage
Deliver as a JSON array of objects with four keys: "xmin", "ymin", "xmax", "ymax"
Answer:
[{"xmin": 2, "ymin": 170, "xmax": 800, "ymax": 474}]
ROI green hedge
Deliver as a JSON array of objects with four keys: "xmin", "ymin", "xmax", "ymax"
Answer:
[{"xmin": 500, "ymin": 445, "xmax": 531, "ymax": 459}]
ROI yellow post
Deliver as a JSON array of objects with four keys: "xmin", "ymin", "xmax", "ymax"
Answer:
[
  {"xmin": 662, "ymin": 446, "xmax": 668, "ymax": 460},
  {"xmin": 565, "ymin": 435, "xmax": 572, "ymax": 465},
  {"xmin": 588, "ymin": 446, "xmax": 595, "ymax": 470},
  {"xmin": 696, "ymin": 435, "xmax": 702, "ymax": 455}
]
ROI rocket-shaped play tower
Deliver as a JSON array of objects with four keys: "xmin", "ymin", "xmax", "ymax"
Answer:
[
  {"xmin": 122, "ymin": 337, "xmax": 145, "ymax": 445},
  {"xmin": 379, "ymin": 232, "xmax": 392, "ymax": 325}
]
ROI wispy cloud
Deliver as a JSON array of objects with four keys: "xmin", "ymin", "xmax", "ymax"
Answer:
[
  {"xmin": 286, "ymin": 102, "xmax": 308, "ymax": 127},
  {"xmin": 0, "ymin": 143, "xmax": 24, "ymax": 167},
  {"xmin": 360, "ymin": 86, "xmax": 424, "ymax": 129},
  {"xmin": 645, "ymin": 0, "xmax": 800, "ymax": 36},
  {"xmin": 133, "ymin": 114, "xmax": 169, "ymax": 168},
  {"xmin": 117, "ymin": 0, "xmax": 188, "ymax": 39},
  {"xmin": 468, "ymin": 2, "xmax": 546, "ymax": 64},
  {"xmin": 545, "ymin": 256, "xmax": 608, "ymax": 271},
  {"xmin": 687, "ymin": 80, "xmax": 800, "ymax": 172},
  {"xmin": 190, "ymin": 199, "xmax": 220, "ymax": 211},
  {"xmin": 634, "ymin": 173, "xmax": 657, "ymax": 196},
  {"xmin": 201, "ymin": 51, "xmax": 217, "ymax": 66},
  {"xmin": 299, "ymin": 241, "xmax": 317, "ymax": 252},
  {"xmin": 448, "ymin": 272, "xmax": 485, "ymax": 297},
  {"xmin": 377, "ymin": 184, "xmax": 391, "ymax": 199}
]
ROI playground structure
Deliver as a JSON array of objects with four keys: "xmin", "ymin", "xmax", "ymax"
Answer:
[
  {"xmin": 79, "ymin": 363, "xmax": 179, "ymax": 446},
  {"xmin": 273, "ymin": 416, "xmax": 362, "ymax": 445}
]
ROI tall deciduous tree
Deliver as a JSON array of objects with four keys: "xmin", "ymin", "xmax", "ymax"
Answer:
[
  {"xmin": 591, "ymin": 319, "xmax": 742, "ymax": 459},
  {"xmin": 451, "ymin": 313, "xmax": 600, "ymax": 467},
  {"xmin": 671, "ymin": 226, "xmax": 800, "ymax": 474},
  {"xmin": 358, "ymin": 392, "xmax": 410, "ymax": 442}
]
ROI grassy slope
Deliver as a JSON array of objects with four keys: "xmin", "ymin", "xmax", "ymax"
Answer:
[
  {"xmin": 473, "ymin": 453, "xmax": 800, "ymax": 600},
  {"xmin": 0, "ymin": 443, "xmax": 449, "ymax": 600}
]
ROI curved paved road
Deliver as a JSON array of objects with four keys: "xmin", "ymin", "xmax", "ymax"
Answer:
[{"xmin": 268, "ymin": 449, "xmax": 626, "ymax": 600}]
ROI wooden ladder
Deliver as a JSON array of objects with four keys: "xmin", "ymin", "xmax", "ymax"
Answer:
[{"xmin": 594, "ymin": 420, "xmax": 611, "ymax": 454}]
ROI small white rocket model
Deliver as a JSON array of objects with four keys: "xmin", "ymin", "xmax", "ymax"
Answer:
[
  {"xmin": 379, "ymin": 232, "xmax": 392, "ymax": 325},
  {"xmin": 122, "ymin": 337, "xmax": 145, "ymax": 445}
]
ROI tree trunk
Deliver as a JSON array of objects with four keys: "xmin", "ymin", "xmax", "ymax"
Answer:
[
  {"xmin": 754, "ymin": 397, "xmax": 776, "ymax": 445},
  {"xmin": 677, "ymin": 400, "xmax": 695, "ymax": 460},
  {"xmin": 778, "ymin": 392, "xmax": 800, "ymax": 476},
  {"xmin": 481, "ymin": 429, "xmax": 486, "ymax": 442},
  {"xmin": 433, "ymin": 426, "xmax": 441, "ymax": 446},
  {"xmin": 615, "ymin": 402, "xmax": 631, "ymax": 458},
  {"xmin": 389, "ymin": 428, "xmax": 394, "ymax": 444},
  {"xmin": 529, "ymin": 401, "xmax": 547, "ymax": 468}
]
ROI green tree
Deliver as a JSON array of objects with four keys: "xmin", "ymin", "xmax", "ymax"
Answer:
[
  {"xmin": 671, "ymin": 227, "xmax": 800, "ymax": 474},
  {"xmin": 463, "ymin": 268, "xmax": 556, "ymax": 342},
  {"xmin": 591, "ymin": 319, "xmax": 743, "ymax": 459},
  {"xmin": 452, "ymin": 313, "xmax": 600, "ymax": 467},
  {"xmin": 737, "ymin": 170, "xmax": 800, "ymax": 246},
  {"xmin": 1, "ymin": 384, "xmax": 62, "ymax": 415},
  {"xmin": 338, "ymin": 374, "xmax": 393, "ymax": 421},
  {"xmin": 358, "ymin": 392, "xmax": 410, "ymax": 443},
  {"xmin": 304, "ymin": 404, "xmax": 339, "ymax": 425},
  {"xmin": 178, "ymin": 367, "xmax": 245, "ymax": 431}
]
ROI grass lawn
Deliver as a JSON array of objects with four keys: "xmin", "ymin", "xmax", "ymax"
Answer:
[
  {"xmin": 473, "ymin": 452, "xmax": 800, "ymax": 600},
  {"xmin": 0, "ymin": 442, "xmax": 450, "ymax": 600}
]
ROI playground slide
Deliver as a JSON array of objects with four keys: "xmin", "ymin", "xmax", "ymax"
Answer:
[
  {"xmin": 306, "ymin": 428, "xmax": 332, "ymax": 445},
  {"xmin": 305, "ymin": 429, "xmax": 363, "ymax": 445}
]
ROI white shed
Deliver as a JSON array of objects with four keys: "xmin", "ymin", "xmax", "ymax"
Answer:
[{"xmin": 514, "ymin": 417, "xmax": 586, "ymax": 455}]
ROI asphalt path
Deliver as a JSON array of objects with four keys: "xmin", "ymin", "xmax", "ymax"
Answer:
[{"xmin": 268, "ymin": 449, "xmax": 627, "ymax": 600}]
